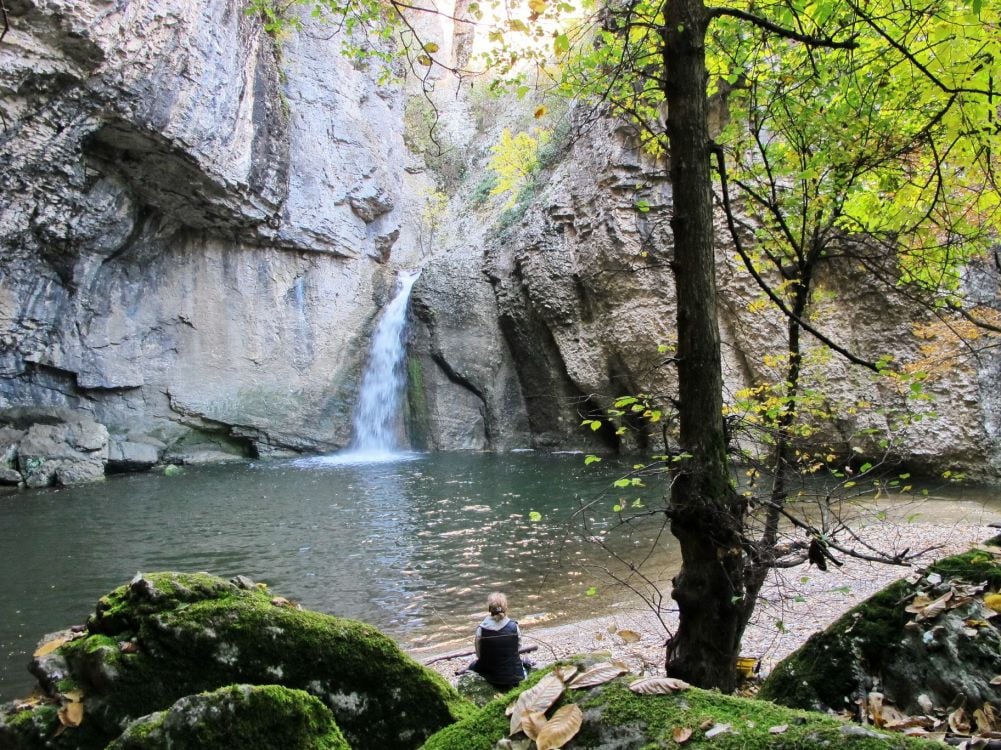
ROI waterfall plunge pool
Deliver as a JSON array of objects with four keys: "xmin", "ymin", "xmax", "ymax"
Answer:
[{"xmin": 1, "ymin": 451, "xmax": 998, "ymax": 701}]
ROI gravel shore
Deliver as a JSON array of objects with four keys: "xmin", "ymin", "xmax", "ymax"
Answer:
[{"xmin": 415, "ymin": 521, "xmax": 997, "ymax": 685}]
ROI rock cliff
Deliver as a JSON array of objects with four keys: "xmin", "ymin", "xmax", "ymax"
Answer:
[
  {"xmin": 1, "ymin": 0, "xmax": 998, "ymax": 484},
  {"xmin": 0, "ymin": 0, "xmax": 421, "ymax": 478}
]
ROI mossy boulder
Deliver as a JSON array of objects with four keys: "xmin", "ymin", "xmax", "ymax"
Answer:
[
  {"xmin": 105, "ymin": 684, "xmax": 349, "ymax": 750},
  {"xmin": 0, "ymin": 572, "xmax": 472, "ymax": 750},
  {"xmin": 423, "ymin": 659, "xmax": 940, "ymax": 750},
  {"xmin": 759, "ymin": 549, "xmax": 1001, "ymax": 716}
]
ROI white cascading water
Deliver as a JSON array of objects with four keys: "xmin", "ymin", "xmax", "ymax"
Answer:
[{"xmin": 342, "ymin": 269, "xmax": 421, "ymax": 460}]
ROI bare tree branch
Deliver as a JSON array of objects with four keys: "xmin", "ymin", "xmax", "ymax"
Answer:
[{"xmin": 706, "ymin": 6, "xmax": 858, "ymax": 49}]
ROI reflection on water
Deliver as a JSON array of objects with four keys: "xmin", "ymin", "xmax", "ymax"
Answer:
[
  {"xmin": 0, "ymin": 452, "xmax": 671, "ymax": 701},
  {"xmin": 0, "ymin": 451, "xmax": 998, "ymax": 702}
]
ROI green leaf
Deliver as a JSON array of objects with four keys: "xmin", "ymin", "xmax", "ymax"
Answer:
[
  {"xmin": 584, "ymin": 454, "xmax": 602, "ymax": 465},
  {"xmin": 528, "ymin": 511, "xmax": 542, "ymax": 522},
  {"xmin": 585, "ymin": 586, "xmax": 598, "ymax": 597}
]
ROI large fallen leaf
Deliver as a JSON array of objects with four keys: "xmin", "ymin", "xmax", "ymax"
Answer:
[
  {"xmin": 34, "ymin": 635, "xmax": 72, "ymax": 658},
  {"xmin": 629, "ymin": 677, "xmax": 691, "ymax": 695},
  {"xmin": 704, "ymin": 723, "xmax": 732, "ymax": 739},
  {"xmin": 567, "ymin": 662, "xmax": 628, "ymax": 689},
  {"xmin": 536, "ymin": 704, "xmax": 583, "ymax": 750},
  {"xmin": 673, "ymin": 726, "xmax": 693, "ymax": 743},
  {"xmin": 509, "ymin": 674, "xmax": 565, "ymax": 735},
  {"xmin": 553, "ymin": 665, "xmax": 578, "ymax": 684},
  {"xmin": 521, "ymin": 710, "xmax": 548, "ymax": 741}
]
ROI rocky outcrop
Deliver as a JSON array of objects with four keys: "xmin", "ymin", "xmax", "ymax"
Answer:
[
  {"xmin": 0, "ymin": 572, "xmax": 472, "ymax": 750},
  {"xmin": 0, "ymin": 0, "xmax": 421, "ymax": 460},
  {"xmin": 760, "ymin": 549, "xmax": 1001, "ymax": 719},
  {"xmin": 106, "ymin": 684, "xmax": 351, "ymax": 750}
]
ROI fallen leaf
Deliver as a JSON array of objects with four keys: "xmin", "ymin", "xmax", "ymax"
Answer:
[
  {"xmin": 699, "ymin": 719, "xmax": 714, "ymax": 730},
  {"xmin": 704, "ymin": 723, "xmax": 732, "ymax": 739},
  {"xmin": 768, "ymin": 725, "xmax": 788, "ymax": 734},
  {"xmin": 509, "ymin": 674, "xmax": 565, "ymax": 735},
  {"xmin": 949, "ymin": 706, "xmax": 971, "ymax": 735},
  {"xmin": 33, "ymin": 635, "xmax": 71, "ymax": 658},
  {"xmin": 983, "ymin": 592, "xmax": 1001, "ymax": 613},
  {"xmin": 617, "ymin": 629, "xmax": 641, "ymax": 643},
  {"xmin": 568, "ymin": 662, "xmax": 628, "ymax": 689},
  {"xmin": 553, "ymin": 665, "xmax": 578, "ymax": 684},
  {"xmin": 57, "ymin": 700, "xmax": 83, "ymax": 728},
  {"xmin": 536, "ymin": 704, "xmax": 583, "ymax": 750},
  {"xmin": 521, "ymin": 710, "xmax": 548, "ymax": 741},
  {"xmin": 59, "ymin": 690, "xmax": 83, "ymax": 703},
  {"xmin": 673, "ymin": 726, "xmax": 693, "ymax": 743},
  {"xmin": 908, "ymin": 590, "xmax": 953, "ymax": 621},
  {"xmin": 629, "ymin": 677, "xmax": 690, "ymax": 695},
  {"xmin": 118, "ymin": 641, "xmax": 139, "ymax": 654},
  {"xmin": 990, "ymin": 676, "xmax": 1001, "ymax": 686}
]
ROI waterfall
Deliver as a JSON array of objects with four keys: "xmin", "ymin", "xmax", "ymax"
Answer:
[{"xmin": 342, "ymin": 269, "xmax": 421, "ymax": 461}]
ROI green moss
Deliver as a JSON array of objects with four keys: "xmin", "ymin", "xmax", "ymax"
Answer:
[
  {"xmin": 107, "ymin": 684, "xmax": 349, "ymax": 750},
  {"xmin": 423, "ymin": 663, "xmax": 938, "ymax": 750},
  {"xmin": 759, "ymin": 549, "xmax": 1001, "ymax": 712},
  {"xmin": 7, "ymin": 572, "xmax": 472, "ymax": 750}
]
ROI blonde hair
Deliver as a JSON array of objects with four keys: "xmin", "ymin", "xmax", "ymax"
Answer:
[{"xmin": 486, "ymin": 592, "xmax": 508, "ymax": 620}]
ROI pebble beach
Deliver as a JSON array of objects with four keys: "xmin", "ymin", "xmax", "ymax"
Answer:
[{"xmin": 417, "ymin": 520, "xmax": 998, "ymax": 685}]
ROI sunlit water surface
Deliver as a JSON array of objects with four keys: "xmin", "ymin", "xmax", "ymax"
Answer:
[{"xmin": 1, "ymin": 451, "xmax": 998, "ymax": 701}]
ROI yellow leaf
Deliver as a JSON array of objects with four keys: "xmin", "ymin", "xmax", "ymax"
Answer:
[
  {"xmin": 423, "ymin": 42, "xmax": 440, "ymax": 53},
  {"xmin": 567, "ymin": 662, "xmax": 628, "ymax": 689},
  {"xmin": 416, "ymin": 54, "xmax": 432, "ymax": 67},
  {"xmin": 984, "ymin": 593, "xmax": 1001, "ymax": 613},
  {"xmin": 616, "ymin": 629, "xmax": 641, "ymax": 643},
  {"xmin": 508, "ymin": 674, "xmax": 565, "ymax": 735},
  {"xmin": 534, "ymin": 106, "xmax": 547, "ymax": 119},
  {"xmin": 34, "ymin": 635, "xmax": 71, "ymax": 658},
  {"xmin": 527, "ymin": 0, "xmax": 547, "ymax": 15},
  {"xmin": 673, "ymin": 726, "xmax": 693, "ymax": 743},
  {"xmin": 58, "ymin": 701, "xmax": 84, "ymax": 728},
  {"xmin": 521, "ymin": 710, "xmax": 548, "ymax": 741},
  {"xmin": 59, "ymin": 690, "xmax": 83, "ymax": 703},
  {"xmin": 536, "ymin": 704, "xmax": 583, "ymax": 750},
  {"xmin": 629, "ymin": 677, "xmax": 690, "ymax": 695}
]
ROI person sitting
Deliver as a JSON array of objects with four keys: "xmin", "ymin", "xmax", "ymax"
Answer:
[{"xmin": 468, "ymin": 592, "xmax": 526, "ymax": 690}]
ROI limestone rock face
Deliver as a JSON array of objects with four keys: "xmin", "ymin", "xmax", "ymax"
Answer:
[
  {"xmin": 0, "ymin": 572, "xmax": 471, "ymax": 750},
  {"xmin": 0, "ymin": 0, "xmax": 415, "ymax": 458}
]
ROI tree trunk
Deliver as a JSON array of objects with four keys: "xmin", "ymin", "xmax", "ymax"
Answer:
[{"xmin": 662, "ymin": 0, "xmax": 748, "ymax": 693}]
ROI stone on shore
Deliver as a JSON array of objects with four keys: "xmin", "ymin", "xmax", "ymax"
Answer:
[{"xmin": 0, "ymin": 572, "xmax": 472, "ymax": 750}]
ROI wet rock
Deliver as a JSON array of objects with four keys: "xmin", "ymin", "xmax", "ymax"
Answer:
[
  {"xmin": 0, "ymin": 572, "xmax": 471, "ymax": 750},
  {"xmin": 16, "ymin": 418, "xmax": 109, "ymax": 487},
  {"xmin": 106, "ymin": 684, "xmax": 350, "ymax": 750},
  {"xmin": 106, "ymin": 439, "xmax": 159, "ymax": 473},
  {"xmin": 759, "ymin": 549, "xmax": 1001, "ymax": 718}
]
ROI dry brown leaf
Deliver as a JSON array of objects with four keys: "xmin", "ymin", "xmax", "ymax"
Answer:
[
  {"xmin": 33, "ymin": 635, "xmax": 71, "ymax": 658},
  {"xmin": 617, "ymin": 629, "xmax": 641, "ymax": 643},
  {"xmin": 568, "ymin": 662, "xmax": 628, "ymax": 689},
  {"xmin": 521, "ymin": 710, "xmax": 548, "ymax": 741},
  {"xmin": 629, "ymin": 677, "xmax": 691, "ymax": 695},
  {"xmin": 535, "ymin": 704, "xmax": 583, "ymax": 750},
  {"xmin": 768, "ymin": 725, "xmax": 788, "ymax": 734},
  {"xmin": 58, "ymin": 701, "xmax": 83, "ymax": 728},
  {"xmin": 909, "ymin": 590, "xmax": 953, "ymax": 621},
  {"xmin": 553, "ymin": 665, "xmax": 578, "ymax": 684},
  {"xmin": 673, "ymin": 726, "xmax": 693, "ymax": 743},
  {"xmin": 868, "ymin": 692, "xmax": 885, "ymax": 727},
  {"xmin": 509, "ymin": 674, "xmax": 565, "ymax": 735},
  {"xmin": 699, "ymin": 719, "xmax": 714, "ymax": 731},
  {"xmin": 949, "ymin": 707, "xmax": 971, "ymax": 735},
  {"xmin": 59, "ymin": 690, "xmax": 83, "ymax": 703}
]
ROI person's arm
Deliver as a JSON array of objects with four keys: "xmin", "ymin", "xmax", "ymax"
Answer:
[{"xmin": 475, "ymin": 626, "xmax": 482, "ymax": 658}]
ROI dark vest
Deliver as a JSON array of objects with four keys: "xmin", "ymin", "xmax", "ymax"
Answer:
[{"xmin": 475, "ymin": 620, "xmax": 524, "ymax": 687}]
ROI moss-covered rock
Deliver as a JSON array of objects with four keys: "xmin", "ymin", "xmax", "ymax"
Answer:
[
  {"xmin": 759, "ymin": 549, "xmax": 1001, "ymax": 716},
  {"xmin": 0, "ymin": 572, "xmax": 472, "ymax": 750},
  {"xmin": 105, "ymin": 684, "xmax": 349, "ymax": 750},
  {"xmin": 422, "ymin": 659, "xmax": 940, "ymax": 750}
]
